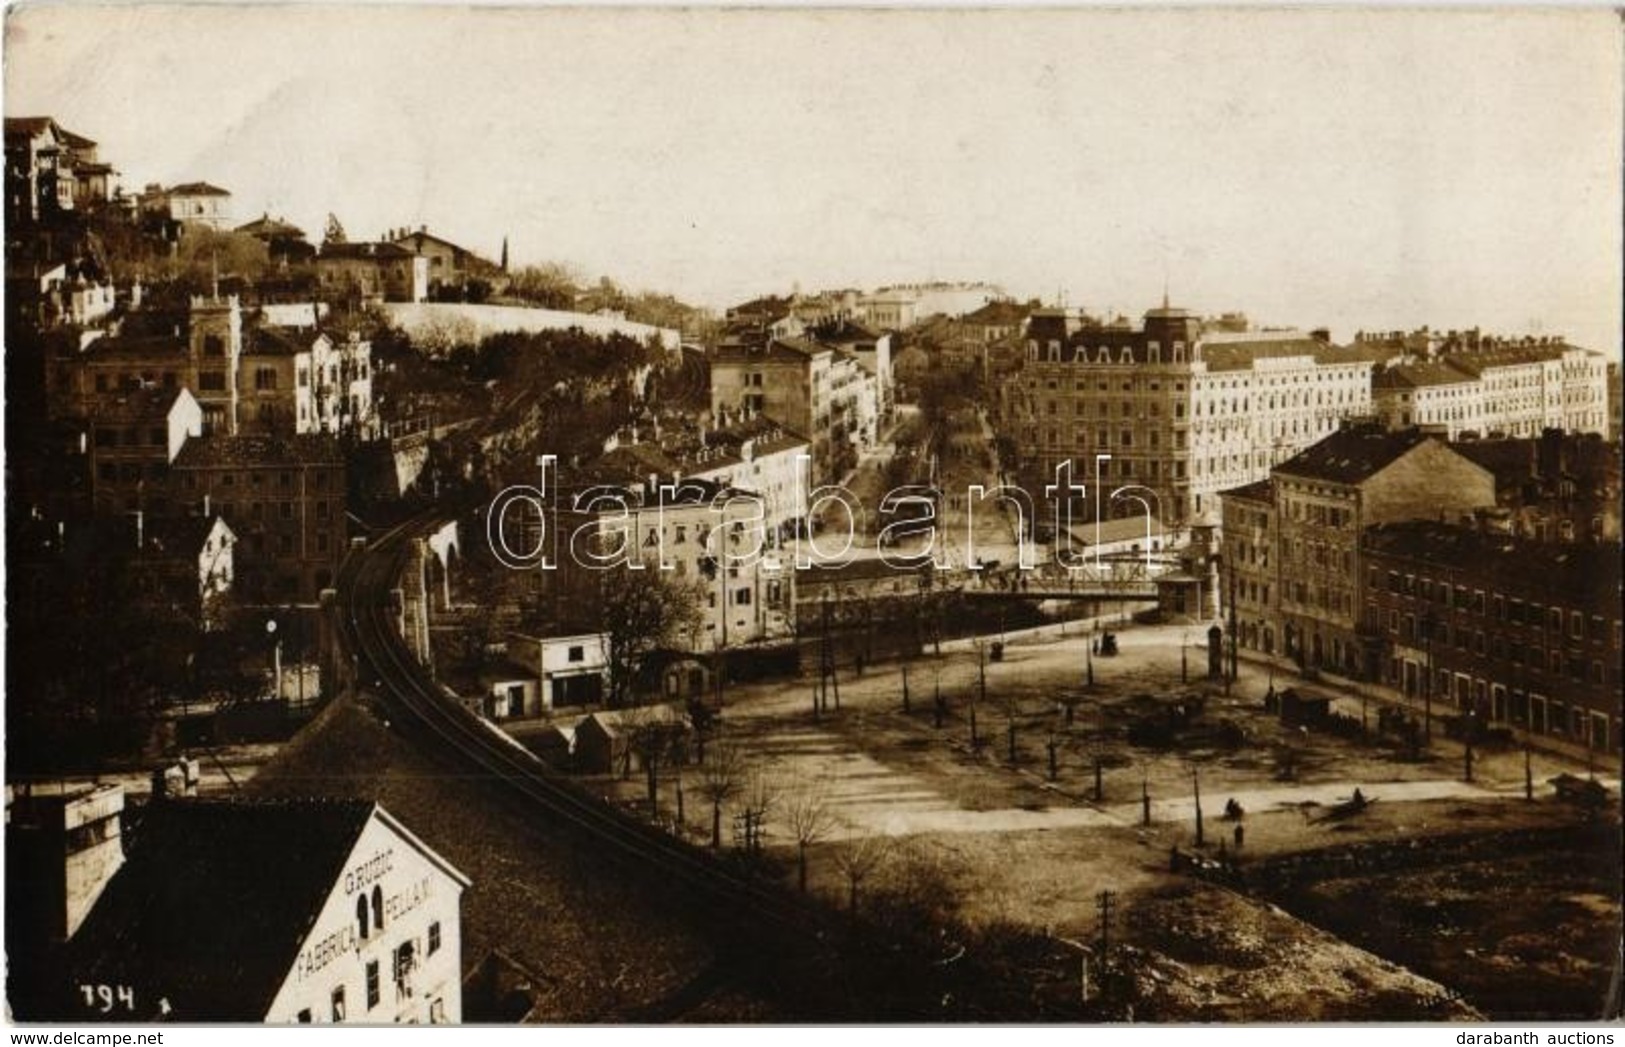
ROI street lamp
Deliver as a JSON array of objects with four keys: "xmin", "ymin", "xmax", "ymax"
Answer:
[{"xmin": 266, "ymin": 618, "xmax": 282, "ymax": 701}]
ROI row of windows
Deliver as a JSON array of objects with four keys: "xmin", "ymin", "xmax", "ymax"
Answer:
[
  {"xmin": 94, "ymin": 425, "xmax": 168, "ymax": 449},
  {"xmin": 184, "ymin": 469, "xmax": 332, "ymax": 491},
  {"xmin": 296, "ymin": 920, "xmax": 443, "ymax": 1023},
  {"xmin": 1374, "ymin": 569, "xmax": 1616, "ymax": 645}
]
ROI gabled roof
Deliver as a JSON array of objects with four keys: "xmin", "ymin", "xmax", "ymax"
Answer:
[
  {"xmin": 711, "ymin": 336, "xmax": 831, "ymax": 365},
  {"xmin": 1272, "ymin": 426, "xmax": 1433, "ymax": 486},
  {"xmin": 57, "ymin": 128, "xmax": 97, "ymax": 150},
  {"xmin": 246, "ymin": 325, "xmax": 322, "ymax": 357},
  {"xmin": 1219, "ymin": 478, "xmax": 1275, "ymax": 505},
  {"xmin": 1372, "ymin": 359, "xmax": 1477, "ymax": 389},
  {"xmin": 140, "ymin": 515, "xmax": 232, "ymax": 561},
  {"xmin": 236, "ymin": 214, "xmax": 307, "ymax": 240},
  {"xmin": 318, "ymin": 241, "xmax": 418, "ymax": 261},
  {"xmin": 392, "ymin": 228, "xmax": 479, "ymax": 259},
  {"xmin": 964, "ymin": 299, "xmax": 1030, "ymax": 326},
  {"xmin": 5, "ymin": 116, "xmax": 58, "ymax": 137},
  {"xmin": 165, "ymin": 181, "xmax": 231, "ymax": 198},
  {"xmin": 68, "ymin": 798, "xmax": 376, "ymax": 1021},
  {"xmin": 1444, "ymin": 345, "xmax": 1568, "ymax": 375}
]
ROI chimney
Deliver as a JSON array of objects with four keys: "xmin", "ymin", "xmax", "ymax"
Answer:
[{"xmin": 7, "ymin": 784, "xmax": 126, "ymax": 942}]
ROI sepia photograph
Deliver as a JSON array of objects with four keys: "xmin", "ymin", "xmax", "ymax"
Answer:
[{"xmin": 3, "ymin": 3, "xmax": 1621, "ymax": 1027}]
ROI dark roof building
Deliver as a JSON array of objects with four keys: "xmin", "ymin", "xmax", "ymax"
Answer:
[
  {"xmin": 1360, "ymin": 519, "xmax": 1621, "ymax": 754},
  {"xmin": 6, "ymin": 792, "xmax": 471, "ymax": 1023}
]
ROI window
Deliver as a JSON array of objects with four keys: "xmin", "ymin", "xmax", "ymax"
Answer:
[
  {"xmin": 366, "ymin": 961, "xmax": 381, "ymax": 1010},
  {"xmin": 735, "ymin": 587, "xmax": 752, "ymax": 606},
  {"xmin": 203, "ymin": 334, "xmax": 224, "ymax": 356},
  {"xmin": 430, "ymin": 998, "xmax": 447, "ymax": 1024},
  {"xmin": 198, "ymin": 371, "xmax": 226, "ymax": 391},
  {"xmin": 356, "ymin": 895, "xmax": 370, "ymax": 940},
  {"xmin": 428, "ymin": 921, "xmax": 442, "ymax": 956},
  {"xmin": 297, "ymin": 1009, "xmax": 312, "ymax": 1024},
  {"xmin": 371, "ymin": 885, "xmax": 384, "ymax": 932},
  {"xmin": 567, "ymin": 645, "xmax": 584, "ymax": 663},
  {"xmin": 255, "ymin": 367, "xmax": 278, "ymax": 391},
  {"xmin": 331, "ymin": 987, "xmax": 346, "ymax": 1022},
  {"xmin": 394, "ymin": 941, "xmax": 416, "ymax": 997}
]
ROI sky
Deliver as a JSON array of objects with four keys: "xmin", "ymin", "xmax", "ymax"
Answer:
[{"xmin": 5, "ymin": 5, "xmax": 1621, "ymax": 355}]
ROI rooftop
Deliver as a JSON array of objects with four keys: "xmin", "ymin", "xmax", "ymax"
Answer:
[
  {"xmin": 165, "ymin": 181, "xmax": 232, "ymax": 198},
  {"xmin": 1372, "ymin": 359, "xmax": 1478, "ymax": 389},
  {"xmin": 1272, "ymin": 426, "xmax": 1433, "ymax": 485},
  {"xmin": 92, "ymin": 387, "xmax": 194, "ymax": 423},
  {"xmin": 318, "ymin": 241, "xmax": 418, "ymax": 261},
  {"xmin": 1361, "ymin": 519, "xmax": 1621, "ymax": 599},
  {"xmin": 139, "ymin": 515, "xmax": 231, "ymax": 560},
  {"xmin": 1218, "ymin": 478, "xmax": 1275, "ymax": 505},
  {"xmin": 173, "ymin": 433, "xmax": 343, "ymax": 470},
  {"xmin": 68, "ymin": 798, "xmax": 377, "ymax": 1021}
]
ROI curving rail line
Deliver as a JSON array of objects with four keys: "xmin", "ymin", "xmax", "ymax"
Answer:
[{"xmin": 334, "ymin": 510, "xmax": 830, "ymax": 945}]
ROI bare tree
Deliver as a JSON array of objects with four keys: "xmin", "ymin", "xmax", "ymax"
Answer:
[
  {"xmin": 599, "ymin": 562, "xmax": 704, "ymax": 708},
  {"xmin": 782, "ymin": 780, "xmax": 838, "ymax": 892},
  {"xmin": 738, "ymin": 769, "xmax": 778, "ymax": 856},
  {"xmin": 832, "ymin": 833, "xmax": 893, "ymax": 914},
  {"xmin": 622, "ymin": 703, "xmax": 686, "ymax": 811},
  {"xmin": 696, "ymin": 740, "xmax": 745, "ymax": 849}
]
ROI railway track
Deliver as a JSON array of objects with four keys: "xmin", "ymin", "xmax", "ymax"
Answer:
[{"xmin": 333, "ymin": 510, "xmax": 831, "ymax": 947}]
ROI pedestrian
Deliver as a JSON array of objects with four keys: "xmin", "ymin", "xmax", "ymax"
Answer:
[{"xmin": 1233, "ymin": 823, "xmax": 1244, "ymax": 850}]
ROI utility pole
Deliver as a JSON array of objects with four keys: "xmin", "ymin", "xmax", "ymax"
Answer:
[
  {"xmin": 1141, "ymin": 773, "xmax": 1151, "ymax": 826},
  {"xmin": 1192, "ymin": 767, "xmax": 1204, "ymax": 846},
  {"xmin": 1524, "ymin": 743, "xmax": 1533, "ymax": 801},
  {"xmin": 901, "ymin": 662, "xmax": 910, "ymax": 714},
  {"xmin": 1227, "ymin": 556, "xmax": 1239, "ymax": 694}
]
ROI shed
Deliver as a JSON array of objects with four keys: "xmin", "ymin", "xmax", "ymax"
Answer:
[{"xmin": 572, "ymin": 706, "xmax": 689, "ymax": 776}]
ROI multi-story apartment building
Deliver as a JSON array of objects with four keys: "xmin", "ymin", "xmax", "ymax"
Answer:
[
  {"xmin": 1007, "ymin": 303, "xmax": 1379, "ymax": 526},
  {"xmin": 242, "ymin": 326, "xmax": 377, "ymax": 439},
  {"xmin": 57, "ymin": 292, "xmax": 244, "ymax": 436},
  {"xmin": 86, "ymin": 387, "xmax": 202, "ymax": 515},
  {"xmin": 1455, "ymin": 431, "xmax": 1622, "ymax": 545},
  {"xmin": 389, "ymin": 226, "xmax": 504, "ymax": 299},
  {"xmin": 815, "ymin": 320, "xmax": 894, "ymax": 421},
  {"xmin": 1361, "ymin": 520, "xmax": 1621, "ymax": 754},
  {"xmin": 1219, "ymin": 425, "xmax": 1496, "ymax": 678},
  {"xmin": 316, "ymin": 242, "xmax": 428, "ymax": 303},
  {"xmin": 170, "ymin": 433, "xmax": 346, "ymax": 601},
  {"xmin": 591, "ymin": 414, "xmax": 811, "ymax": 541},
  {"xmin": 709, "ymin": 334, "xmax": 878, "ymax": 485},
  {"xmin": 1219, "ymin": 478, "xmax": 1278, "ymax": 657},
  {"xmin": 1370, "ymin": 360, "xmax": 1483, "ymax": 437},
  {"xmin": 138, "ymin": 181, "xmax": 233, "ymax": 230},
  {"xmin": 1360, "ymin": 331, "xmax": 1609, "ymax": 439},
  {"xmin": 542, "ymin": 478, "xmax": 794, "ymax": 656},
  {"xmin": 5, "ymin": 117, "xmax": 114, "ymax": 224}
]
